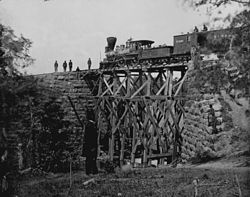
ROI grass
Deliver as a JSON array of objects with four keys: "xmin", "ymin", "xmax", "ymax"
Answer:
[{"xmin": 17, "ymin": 165, "xmax": 250, "ymax": 197}]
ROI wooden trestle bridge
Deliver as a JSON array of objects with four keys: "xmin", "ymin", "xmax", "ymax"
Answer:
[{"xmin": 83, "ymin": 62, "xmax": 190, "ymax": 167}]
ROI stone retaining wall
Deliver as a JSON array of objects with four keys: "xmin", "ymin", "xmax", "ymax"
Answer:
[
  {"xmin": 33, "ymin": 71, "xmax": 96, "ymax": 167},
  {"xmin": 181, "ymin": 59, "xmax": 250, "ymax": 162},
  {"xmin": 181, "ymin": 93, "xmax": 224, "ymax": 162}
]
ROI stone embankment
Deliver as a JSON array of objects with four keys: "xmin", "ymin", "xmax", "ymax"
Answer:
[
  {"xmin": 181, "ymin": 59, "xmax": 250, "ymax": 162},
  {"xmin": 35, "ymin": 71, "xmax": 96, "ymax": 165},
  {"xmin": 181, "ymin": 93, "xmax": 224, "ymax": 161}
]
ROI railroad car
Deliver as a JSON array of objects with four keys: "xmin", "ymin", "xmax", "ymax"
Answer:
[{"xmin": 173, "ymin": 28, "xmax": 232, "ymax": 56}]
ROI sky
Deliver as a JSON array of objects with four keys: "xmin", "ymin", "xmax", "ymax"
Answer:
[{"xmin": 0, "ymin": 0, "xmax": 241, "ymax": 74}]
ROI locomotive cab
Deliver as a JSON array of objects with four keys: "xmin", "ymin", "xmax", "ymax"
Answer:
[
  {"xmin": 115, "ymin": 39, "xmax": 155, "ymax": 65},
  {"xmin": 128, "ymin": 40, "xmax": 154, "ymax": 51}
]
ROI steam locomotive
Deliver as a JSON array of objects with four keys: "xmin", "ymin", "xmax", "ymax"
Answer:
[{"xmin": 99, "ymin": 28, "xmax": 233, "ymax": 69}]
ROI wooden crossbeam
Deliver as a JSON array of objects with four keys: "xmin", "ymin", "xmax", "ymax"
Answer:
[
  {"xmin": 147, "ymin": 152, "xmax": 172, "ymax": 160},
  {"xmin": 164, "ymin": 71, "xmax": 170, "ymax": 96},
  {"xmin": 148, "ymin": 72, "xmax": 159, "ymax": 94},
  {"xmin": 143, "ymin": 98, "xmax": 161, "ymax": 138},
  {"xmin": 146, "ymin": 76, "xmax": 151, "ymax": 96},
  {"xmin": 97, "ymin": 75, "xmax": 103, "ymax": 96},
  {"xmin": 169, "ymin": 108, "xmax": 180, "ymax": 134},
  {"xmin": 89, "ymin": 77, "xmax": 100, "ymax": 95},
  {"xmin": 85, "ymin": 95, "xmax": 185, "ymax": 101},
  {"xmin": 116, "ymin": 77, "xmax": 127, "ymax": 96},
  {"xmin": 127, "ymin": 102, "xmax": 145, "ymax": 145},
  {"xmin": 126, "ymin": 71, "xmax": 131, "ymax": 97},
  {"xmin": 129, "ymin": 74, "xmax": 140, "ymax": 86},
  {"xmin": 129, "ymin": 75, "xmax": 144, "ymax": 96},
  {"xmin": 142, "ymin": 113, "xmax": 150, "ymax": 130},
  {"xmin": 129, "ymin": 103, "xmax": 143, "ymax": 130},
  {"xmin": 168, "ymin": 70, "xmax": 173, "ymax": 97},
  {"xmin": 162, "ymin": 71, "xmax": 167, "ymax": 80},
  {"xmin": 103, "ymin": 97, "xmax": 118, "ymax": 119},
  {"xmin": 131, "ymin": 103, "xmax": 137, "ymax": 164},
  {"xmin": 131, "ymin": 80, "xmax": 148, "ymax": 98},
  {"xmin": 156, "ymin": 80, "xmax": 169, "ymax": 95},
  {"xmin": 176, "ymin": 101, "xmax": 185, "ymax": 117},
  {"xmin": 112, "ymin": 106, "xmax": 128, "ymax": 134},
  {"xmin": 103, "ymin": 77, "xmax": 114, "ymax": 95},
  {"xmin": 131, "ymin": 139, "xmax": 141, "ymax": 155},
  {"xmin": 174, "ymin": 69, "xmax": 189, "ymax": 96},
  {"xmin": 114, "ymin": 76, "xmax": 127, "ymax": 96}
]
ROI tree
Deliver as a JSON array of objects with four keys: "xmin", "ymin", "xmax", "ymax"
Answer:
[
  {"xmin": 0, "ymin": 23, "xmax": 34, "ymax": 127},
  {"xmin": 182, "ymin": 0, "xmax": 250, "ymax": 94},
  {"xmin": 0, "ymin": 23, "xmax": 37, "ymax": 195},
  {"xmin": 0, "ymin": 24, "xmax": 34, "ymax": 142},
  {"xmin": 0, "ymin": 24, "xmax": 34, "ymax": 119},
  {"xmin": 184, "ymin": 0, "xmax": 250, "ymax": 7},
  {"xmin": 0, "ymin": 24, "xmax": 34, "ymax": 76}
]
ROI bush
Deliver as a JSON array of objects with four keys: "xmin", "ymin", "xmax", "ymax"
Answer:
[{"xmin": 190, "ymin": 149, "xmax": 219, "ymax": 164}]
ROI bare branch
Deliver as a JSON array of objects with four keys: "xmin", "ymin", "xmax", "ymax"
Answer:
[{"xmin": 189, "ymin": 0, "xmax": 250, "ymax": 7}]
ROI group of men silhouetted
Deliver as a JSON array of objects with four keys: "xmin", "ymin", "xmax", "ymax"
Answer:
[
  {"xmin": 54, "ymin": 58, "xmax": 92, "ymax": 72},
  {"xmin": 194, "ymin": 24, "xmax": 208, "ymax": 32},
  {"xmin": 54, "ymin": 60, "xmax": 73, "ymax": 72}
]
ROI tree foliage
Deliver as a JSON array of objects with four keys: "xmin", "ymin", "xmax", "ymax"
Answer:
[
  {"xmin": 0, "ymin": 24, "xmax": 35, "ymax": 129},
  {"xmin": 183, "ymin": 0, "xmax": 250, "ymax": 94},
  {"xmin": 182, "ymin": 0, "xmax": 250, "ymax": 9},
  {"xmin": 0, "ymin": 24, "xmax": 34, "ymax": 76}
]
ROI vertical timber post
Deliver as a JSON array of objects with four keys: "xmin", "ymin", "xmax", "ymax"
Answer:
[
  {"xmin": 119, "ymin": 106, "xmax": 126, "ymax": 167},
  {"xmin": 131, "ymin": 101, "xmax": 137, "ymax": 166},
  {"xmin": 110, "ymin": 73, "xmax": 117, "ymax": 162},
  {"xmin": 119, "ymin": 72, "xmax": 129, "ymax": 166},
  {"xmin": 168, "ymin": 70, "xmax": 173, "ymax": 97},
  {"xmin": 143, "ymin": 72, "xmax": 151, "ymax": 167},
  {"xmin": 97, "ymin": 76, "xmax": 103, "ymax": 157},
  {"xmin": 169, "ymin": 69, "xmax": 177, "ymax": 164}
]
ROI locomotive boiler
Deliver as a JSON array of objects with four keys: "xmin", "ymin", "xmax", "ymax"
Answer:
[{"xmin": 100, "ymin": 37, "xmax": 173, "ymax": 69}]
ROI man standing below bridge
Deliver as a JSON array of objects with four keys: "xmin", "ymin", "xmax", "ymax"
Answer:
[{"xmin": 84, "ymin": 109, "xmax": 98, "ymax": 175}]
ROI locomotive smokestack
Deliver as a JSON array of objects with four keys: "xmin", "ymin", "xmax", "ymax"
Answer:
[{"xmin": 107, "ymin": 37, "xmax": 117, "ymax": 51}]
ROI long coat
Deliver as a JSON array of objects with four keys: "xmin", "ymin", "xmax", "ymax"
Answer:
[{"xmin": 84, "ymin": 120, "xmax": 98, "ymax": 156}]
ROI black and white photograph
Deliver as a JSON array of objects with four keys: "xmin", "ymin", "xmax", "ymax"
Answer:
[{"xmin": 0, "ymin": 0, "xmax": 249, "ymax": 196}]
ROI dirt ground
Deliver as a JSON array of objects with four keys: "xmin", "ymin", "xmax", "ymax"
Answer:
[{"xmin": 18, "ymin": 158, "xmax": 250, "ymax": 197}]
